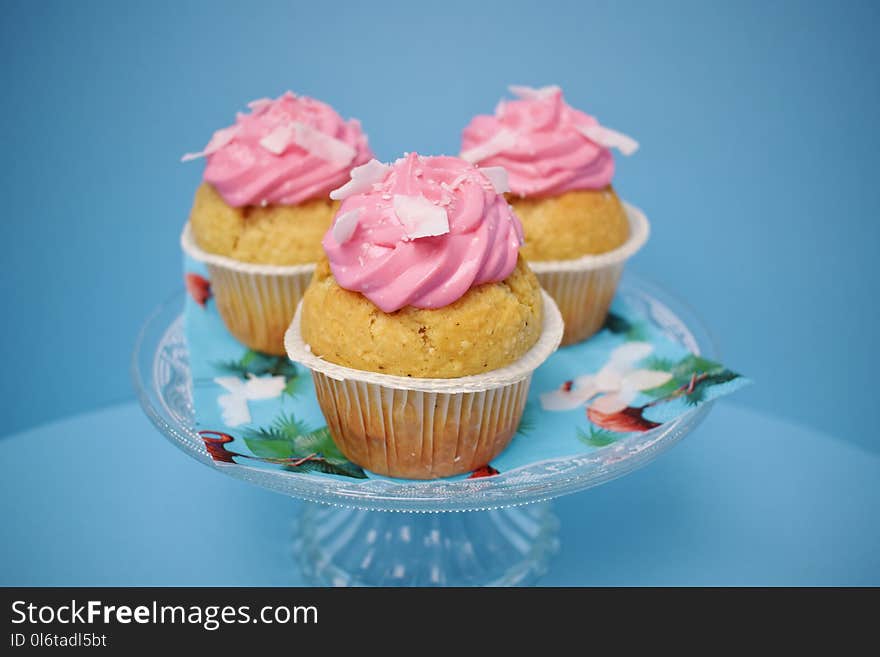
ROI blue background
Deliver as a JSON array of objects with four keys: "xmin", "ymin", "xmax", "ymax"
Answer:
[{"xmin": 1, "ymin": 0, "xmax": 878, "ymax": 586}]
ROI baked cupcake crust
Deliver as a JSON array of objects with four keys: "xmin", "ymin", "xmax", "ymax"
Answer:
[
  {"xmin": 189, "ymin": 183, "xmax": 337, "ymax": 265},
  {"xmin": 301, "ymin": 256, "xmax": 543, "ymax": 378},
  {"xmin": 510, "ymin": 187, "xmax": 629, "ymax": 261}
]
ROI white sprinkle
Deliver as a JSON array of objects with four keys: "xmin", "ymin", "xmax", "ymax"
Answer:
[
  {"xmin": 247, "ymin": 97, "xmax": 272, "ymax": 111},
  {"xmin": 259, "ymin": 121, "xmax": 357, "ymax": 165},
  {"xmin": 479, "ymin": 166, "xmax": 510, "ymax": 194},
  {"xmin": 181, "ymin": 125, "xmax": 238, "ymax": 162},
  {"xmin": 393, "ymin": 194, "xmax": 450, "ymax": 239},
  {"xmin": 460, "ymin": 128, "xmax": 518, "ymax": 163},
  {"xmin": 331, "ymin": 208, "xmax": 361, "ymax": 245},
  {"xmin": 448, "ymin": 174, "xmax": 469, "ymax": 190},
  {"xmin": 330, "ymin": 159, "xmax": 391, "ymax": 200},
  {"xmin": 258, "ymin": 124, "xmax": 295, "ymax": 155},
  {"xmin": 292, "ymin": 121, "xmax": 358, "ymax": 164},
  {"xmin": 577, "ymin": 123, "xmax": 639, "ymax": 156}
]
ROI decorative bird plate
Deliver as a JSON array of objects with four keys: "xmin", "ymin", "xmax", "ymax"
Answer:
[{"xmin": 139, "ymin": 259, "xmax": 748, "ymax": 512}]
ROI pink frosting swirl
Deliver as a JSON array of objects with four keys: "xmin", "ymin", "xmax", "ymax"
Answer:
[
  {"xmin": 322, "ymin": 153, "xmax": 524, "ymax": 313},
  {"xmin": 184, "ymin": 91, "xmax": 372, "ymax": 207},
  {"xmin": 461, "ymin": 86, "xmax": 618, "ymax": 198}
]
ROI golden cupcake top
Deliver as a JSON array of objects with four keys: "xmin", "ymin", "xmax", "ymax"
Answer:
[
  {"xmin": 510, "ymin": 188, "xmax": 630, "ymax": 261},
  {"xmin": 301, "ymin": 257, "xmax": 543, "ymax": 378}
]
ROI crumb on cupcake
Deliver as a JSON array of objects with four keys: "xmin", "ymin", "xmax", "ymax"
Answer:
[
  {"xmin": 510, "ymin": 187, "xmax": 629, "ymax": 261},
  {"xmin": 301, "ymin": 257, "xmax": 542, "ymax": 378},
  {"xmin": 189, "ymin": 183, "xmax": 337, "ymax": 265}
]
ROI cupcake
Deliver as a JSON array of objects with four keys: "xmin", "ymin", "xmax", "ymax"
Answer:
[
  {"xmin": 180, "ymin": 91, "xmax": 372, "ymax": 355},
  {"xmin": 461, "ymin": 85, "xmax": 648, "ymax": 345},
  {"xmin": 285, "ymin": 153, "xmax": 563, "ymax": 479}
]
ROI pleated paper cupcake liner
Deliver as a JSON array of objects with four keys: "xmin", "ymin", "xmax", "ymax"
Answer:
[
  {"xmin": 285, "ymin": 291, "xmax": 564, "ymax": 479},
  {"xmin": 530, "ymin": 202, "xmax": 650, "ymax": 346},
  {"xmin": 181, "ymin": 223, "xmax": 314, "ymax": 356}
]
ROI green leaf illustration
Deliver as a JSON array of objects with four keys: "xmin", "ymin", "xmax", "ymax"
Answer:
[
  {"xmin": 671, "ymin": 354, "xmax": 724, "ymax": 379},
  {"xmin": 284, "ymin": 458, "xmax": 367, "ymax": 479},
  {"xmin": 242, "ymin": 413, "xmax": 366, "ymax": 479},
  {"xmin": 239, "ymin": 350, "xmax": 259, "ymax": 368},
  {"xmin": 640, "ymin": 351, "xmax": 742, "ymax": 406},
  {"xmin": 644, "ymin": 355, "xmax": 675, "ymax": 372},
  {"xmin": 683, "ymin": 369, "xmax": 740, "ymax": 406},
  {"xmin": 243, "ymin": 435, "xmax": 296, "ymax": 459},
  {"xmin": 642, "ymin": 378, "xmax": 681, "ymax": 398},
  {"xmin": 603, "ymin": 312, "xmax": 630, "ymax": 334},
  {"xmin": 602, "ymin": 312, "xmax": 649, "ymax": 341},
  {"xmin": 577, "ymin": 426, "xmax": 620, "ymax": 448},
  {"xmin": 214, "ymin": 350, "xmax": 300, "ymax": 380}
]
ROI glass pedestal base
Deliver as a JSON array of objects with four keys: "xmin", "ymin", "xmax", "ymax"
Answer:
[{"xmin": 293, "ymin": 503, "xmax": 559, "ymax": 587}]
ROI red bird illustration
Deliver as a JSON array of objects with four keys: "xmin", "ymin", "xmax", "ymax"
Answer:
[
  {"xmin": 468, "ymin": 465, "xmax": 500, "ymax": 479},
  {"xmin": 198, "ymin": 430, "xmax": 237, "ymax": 463},
  {"xmin": 185, "ymin": 273, "xmax": 212, "ymax": 307},
  {"xmin": 587, "ymin": 406, "xmax": 661, "ymax": 433},
  {"xmin": 586, "ymin": 372, "xmax": 714, "ymax": 433}
]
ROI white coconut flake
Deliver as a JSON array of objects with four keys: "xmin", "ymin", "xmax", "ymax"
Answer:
[
  {"xmin": 460, "ymin": 128, "xmax": 518, "ymax": 163},
  {"xmin": 448, "ymin": 174, "xmax": 470, "ymax": 190},
  {"xmin": 291, "ymin": 121, "xmax": 357, "ymax": 165},
  {"xmin": 332, "ymin": 208, "xmax": 361, "ymax": 245},
  {"xmin": 259, "ymin": 124, "xmax": 296, "ymax": 155},
  {"xmin": 393, "ymin": 194, "xmax": 449, "ymax": 240},
  {"xmin": 577, "ymin": 124, "xmax": 639, "ymax": 156},
  {"xmin": 180, "ymin": 125, "xmax": 238, "ymax": 162},
  {"xmin": 479, "ymin": 166, "xmax": 510, "ymax": 194},
  {"xmin": 508, "ymin": 84, "xmax": 561, "ymax": 100},
  {"xmin": 330, "ymin": 159, "xmax": 391, "ymax": 200},
  {"xmin": 247, "ymin": 97, "xmax": 273, "ymax": 111},
  {"xmin": 257, "ymin": 121, "xmax": 357, "ymax": 164}
]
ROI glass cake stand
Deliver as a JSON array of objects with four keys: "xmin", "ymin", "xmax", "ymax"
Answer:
[{"xmin": 132, "ymin": 273, "xmax": 716, "ymax": 586}]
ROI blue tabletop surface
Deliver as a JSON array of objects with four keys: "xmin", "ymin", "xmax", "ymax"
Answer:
[
  {"xmin": 1, "ymin": 0, "xmax": 878, "ymax": 585},
  {"xmin": 2, "ymin": 400, "xmax": 877, "ymax": 586}
]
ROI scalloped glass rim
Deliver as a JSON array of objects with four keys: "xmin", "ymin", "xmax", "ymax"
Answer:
[{"xmin": 132, "ymin": 273, "xmax": 717, "ymax": 513}]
